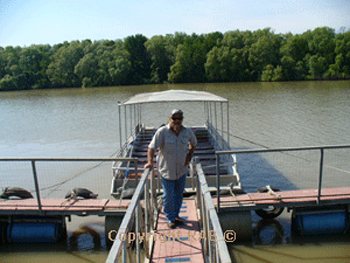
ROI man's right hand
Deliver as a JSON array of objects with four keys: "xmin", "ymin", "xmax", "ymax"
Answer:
[
  {"xmin": 144, "ymin": 148, "xmax": 155, "ymax": 170},
  {"xmin": 144, "ymin": 162, "xmax": 153, "ymax": 170}
]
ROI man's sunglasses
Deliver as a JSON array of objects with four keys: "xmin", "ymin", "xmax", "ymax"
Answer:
[{"xmin": 171, "ymin": 117, "xmax": 183, "ymax": 121}]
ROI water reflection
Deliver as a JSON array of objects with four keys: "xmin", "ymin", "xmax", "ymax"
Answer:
[
  {"xmin": 253, "ymin": 219, "xmax": 285, "ymax": 245},
  {"xmin": 69, "ymin": 225, "xmax": 101, "ymax": 251}
]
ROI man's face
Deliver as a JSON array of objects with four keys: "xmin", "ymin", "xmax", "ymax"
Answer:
[{"xmin": 169, "ymin": 113, "xmax": 183, "ymax": 131}]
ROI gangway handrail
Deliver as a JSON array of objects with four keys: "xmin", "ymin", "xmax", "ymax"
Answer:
[
  {"xmin": 106, "ymin": 167, "xmax": 158, "ymax": 263},
  {"xmin": 195, "ymin": 157, "xmax": 232, "ymax": 263},
  {"xmin": 215, "ymin": 144, "xmax": 350, "ymax": 212}
]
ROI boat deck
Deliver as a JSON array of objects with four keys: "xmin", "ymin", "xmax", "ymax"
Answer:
[
  {"xmin": 151, "ymin": 199, "xmax": 204, "ymax": 263},
  {"xmin": 131, "ymin": 127, "xmax": 228, "ymax": 176},
  {"xmin": 112, "ymin": 126, "xmax": 230, "ymax": 192}
]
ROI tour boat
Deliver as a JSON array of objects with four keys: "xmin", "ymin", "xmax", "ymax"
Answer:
[{"xmin": 111, "ymin": 89, "xmax": 242, "ymax": 198}]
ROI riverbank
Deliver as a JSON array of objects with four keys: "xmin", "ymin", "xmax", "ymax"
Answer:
[{"xmin": 1, "ymin": 27, "xmax": 349, "ymax": 91}]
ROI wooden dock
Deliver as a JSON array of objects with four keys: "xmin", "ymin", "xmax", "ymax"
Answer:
[
  {"xmin": 216, "ymin": 186, "xmax": 350, "ymax": 210},
  {"xmin": 2, "ymin": 186, "xmax": 349, "ymax": 218},
  {"xmin": 1, "ymin": 186, "xmax": 350, "ymax": 216},
  {"xmin": 151, "ymin": 199, "xmax": 204, "ymax": 263},
  {"xmin": 0, "ymin": 198, "xmax": 131, "ymax": 216}
]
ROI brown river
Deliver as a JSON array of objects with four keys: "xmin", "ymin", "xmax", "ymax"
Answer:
[{"xmin": 0, "ymin": 81, "xmax": 350, "ymax": 262}]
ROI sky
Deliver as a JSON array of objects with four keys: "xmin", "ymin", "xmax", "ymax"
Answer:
[{"xmin": 0, "ymin": 0, "xmax": 350, "ymax": 47}]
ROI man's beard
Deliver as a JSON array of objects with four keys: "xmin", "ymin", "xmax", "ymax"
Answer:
[{"xmin": 172, "ymin": 124, "xmax": 181, "ymax": 132}]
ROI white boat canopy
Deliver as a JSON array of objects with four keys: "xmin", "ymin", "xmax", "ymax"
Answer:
[
  {"xmin": 120, "ymin": 90, "xmax": 228, "ymax": 105},
  {"xmin": 118, "ymin": 89, "xmax": 230, "ymax": 147}
]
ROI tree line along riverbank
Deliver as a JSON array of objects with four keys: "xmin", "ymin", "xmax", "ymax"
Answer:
[{"xmin": 1, "ymin": 27, "xmax": 349, "ymax": 91}]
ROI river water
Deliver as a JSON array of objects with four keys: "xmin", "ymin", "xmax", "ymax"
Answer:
[{"xmin": 0, "ymin": 81, "xmax": 350, "ymax": 262}]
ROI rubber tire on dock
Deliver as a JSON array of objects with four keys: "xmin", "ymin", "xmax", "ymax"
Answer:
[
  {"xmin": 254, "ymin": 186, "xmax": 284, "ymax": 219},
  {"xmin": 65, "ymin": 188, "xmax": 98, "ymax": 199},
  {"xmin": 0, "ymin": 187, "xmax": 33, "ymax": 199}
]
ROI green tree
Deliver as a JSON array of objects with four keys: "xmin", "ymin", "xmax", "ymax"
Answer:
[
  {"xmin": 145, "ymin": 35, "xmax": 173, "ymax": 83},
  {"xmin": 261, "ymin": 64, "xmax": 275, "ymax": 81},
  {"xmin": 124, "ymin": 34, "xmax": 151, "ymax": 84},
  {"xmin": 46, "ymin": 41, "xmax": 84, "ymax": 88},
  {"xmin": 304, "ymin": 27, "xmax": 336, "ymax": 78},
  {"xmin": 0, "ymin": 49, "xmax": 6, "ymax": 79},
  {"xmin": 18, "ymin": 45, "xmax": 51, "ymax": 89},
  {"xmin": 308, "ymin": 54, "xmax": 328, "ymax": 78},
  {"xmin": 2, "ymin": 46, "xmax": 21, "ymax": 76},
  {"xmin": 202, "ymin": 31, "xmax": 223, "ymax": 52},
  {"xmin": 0, "ymin": 75, "xmax": 17, "ymax": 91},
  {"xmin": 74, "ymin": 53, "xmax": 99, "ymax": 87},
  {"xmin": 248, "ymin": 28, "xmax": 282, "ymax": 80},
  {"xmin": 281, "ymin": 34, "xmax": 309, "ymax": 62},
  {"xmin": 168, "ymin": 35, "xmax": 207, "ymax": 83},
  {"xmin": 327, "ymin": 30, "xmax": 350, "ymax": 78},
  {"xmin": 1, "ymin": 27, "xmax": 349, "ymax": 91},
  {"xmin": 221, "ymin": 30, "xmax": 246, "ymax": 49},
  {"xmin": 205, "ymin": 46, "xmax": 231, "ymax": 82},
  {"xmin": 108, "ymin": 47, "xmax": 132, "ymax": 85},
  {"xmin": 94, "ymin": 40, "xmax": 118, "ymax": 86},
  {"xmin": 280, "ymin": 34, "xmax": 309, "ymax": 80}
]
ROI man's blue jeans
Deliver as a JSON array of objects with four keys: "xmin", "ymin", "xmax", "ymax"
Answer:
[{"xmin": 161, "ymin": 174, "xmax": 187, "ymax": 222}]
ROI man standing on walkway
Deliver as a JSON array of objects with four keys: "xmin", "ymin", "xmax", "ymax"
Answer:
[{"xmin": 144, "ymin": 109, "xmax": 197, "ymax": 228}]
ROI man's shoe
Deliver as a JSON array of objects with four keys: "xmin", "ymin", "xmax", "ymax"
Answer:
[
  {"xmin": 175, "ymin": 218, "xmax": 185, "ymax": 225},
  {"xmin": 168, "ymin": 221, "xmax": 176, "ymax": 229}
]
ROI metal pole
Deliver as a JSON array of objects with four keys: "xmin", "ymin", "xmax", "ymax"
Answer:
[
  {"xmin": 227, "ymin": 102, "xmax": 230, "ymax": 147},
  {"xmin": 202, "ymin": 194, "xmax": 209, "ymax": 256},
  {"xmin": 151, "ymin": 169, "xmax": 156, "ymax": 229},
  {"xmin": 205, "ymin": 102, "xmax": 209, "ymax": 126},
  {"xmin": 203, "ymin": 102, "xmax": 206, "ymax": 125},
  {"xmin": 131, "ymin": 105, "xmax": 134, "ymax": 136},
  {"xmin": 136, "ymin": 203, "xmax": 141, "ymax": 263},
  {"xmin": 214, "ymin": 103, "xmax": 218, "ymax": 143},
  {"xmin": 135, "ymin": 159, "xmax": 138, "ymax": 182},
  {"xmin": 124, "ymin": 105, "xmax": 127, "ymax": 143},
  {"xmin": 138, "ymin": 104, "xmax": 141, "ymax": 130},
  {"xmin": 131, "ymin": 105, "xmax": 134, "ymax": 135},
  {"xmin": 118, "ymin": 103, "xmax": 122, "ymax": 149},
  {"xmin": 207, "ymin": 208, "xmax": 212, "ymax": 262},
  {"xmin": 133, "ymin": 104, "xmax": 136, "ymax": 133},
  {"xmin": 209, "ymin": 102, "xmax": 212, "ymax": 127},
  {"xmin": 216, "ymin": 153, "xmax": 220, "ymax": 213},
  {"xmin": 144, "ymin": 182, "xmax": 149, "ymax": 233},
  {"xmin": 139, "ymin": 104, "xmax": 142, "ymax": 128},
  {"xmin": 196, "ymin": 163, "xmax": 201, "ymax": 211},
  {"xmin": 220, "ymin": 102, "xmax": 224, "ymax": 148},
  {"xmin": 317, "ymin": 148, "xmax": 324, "ymax": 204},
  {"xmin": 122, "ymin": 240, "xmax": 127, "ymax": 263},
  {"xmin": 31, "ymin": 160, "xmax": 42, "ymax": 213}
]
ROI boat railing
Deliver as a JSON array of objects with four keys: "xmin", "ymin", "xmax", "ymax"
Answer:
[
  {"xmin": 106, "ymin": 167, "xmax": 159, "ymax": 263},
  {"xmin": 215, "ymin": 144, "xmax": 350, "ymax": 212},
  {"xmin": 206, "ymin": 121, "xmax": 231, "ymax": 151},
  {"xmin": 112, "ymin": 124, "xmax": 143, "ymax": 178},
  {"xmin": 195, "ymin": 157, "xmax": 232, "ymax": 263}
]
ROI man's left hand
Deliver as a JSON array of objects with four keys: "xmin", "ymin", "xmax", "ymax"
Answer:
[{"xmin": 185, "ymin": 153, "xmax": 193, "ymax": 165}]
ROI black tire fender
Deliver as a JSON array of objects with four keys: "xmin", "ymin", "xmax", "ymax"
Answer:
[
  {"xmin": 65, "ymin": 188, "xmax": 98, "ymax": 199},
  {"xmin": 0, "ymin": 187, "xmax": 33, "ymax": 199},
  {"xmin": 255, "ymin": 186, "xmax": 284, "ymax": 219}
]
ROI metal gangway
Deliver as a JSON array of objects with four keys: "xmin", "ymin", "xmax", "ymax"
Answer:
[{"xmin": 106, "ymin": 158, "xmax": 232, "ymax": 263}]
